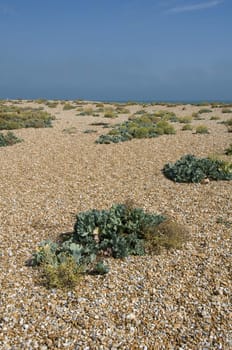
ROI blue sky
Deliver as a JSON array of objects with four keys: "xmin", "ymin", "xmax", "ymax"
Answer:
[{"xmin": 0, "ymin": 0, "xmax": 231, "ymax": 101}]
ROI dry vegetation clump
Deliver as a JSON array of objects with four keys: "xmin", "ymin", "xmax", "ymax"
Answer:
[
  {"xmin": 63, "ymin": 103, "xmax": 76, "ymax": 110},
  {"xmin": 35, "ymin": 98, "xmax": 47, "ymax": 104},
  {"xmin": 77, "ymin": 107, "xmax": 95, "ymax": 116},
  {"xmin": 45, "ymin": 101, "xmax": 59, "ymax": 108},
  {"xmin": 222, "ymin": 118, "xmax": 232, "ymax": 132},
  {"xmin": 62, "ymin": 127, "xmax": 78, "ymax": 134},
  {"xmin": 195, "ymin": 125, "xmax": 209, "ymax": 134},
  {"xmin": 192, "ymin": 112, "xmax": 203, "ymax": 120},
  {"xmin": 95, "ymin": 103, "xmax": 105, "ymax": 108},
  {"xmin": 103, "ymin": 107, "xmax": 117, "ymax": 119},
  {"xmin": 182, "ymin": 124, "xmax": 193, "ymax": 131},
  {"xmin": 210, "ymin": 115, "xmax": 220, "ymax": 120},
  {"xmin": 178, "ymin": 116, "xmax": 192, "ymax": 124},
  {"xmin": 115, "ymin": 106, "xmax": 130, "ymax": 114},
  {"xmin": 39, "ymin": 255, "xmax": 83, "ymax": 290},
  {"xmin": 144, "ymin": 219, "xmax": 189, "ymax": 254}
]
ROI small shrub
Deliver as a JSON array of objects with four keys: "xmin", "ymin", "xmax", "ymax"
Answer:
[
  {"xmin": 178, "ymin": 116, "xmax": 192, "ymax": 124},
  {"xmin": 103, "ymin": 107, "xmax": 116, "ymax": 118},
  {"xmin": 192, "ymin": 112, "xmax": 202, "ymax": 120},
  {"xmin": 221, "ymin": 118, "xmax": 232, "ymax": 132},
  {"xmin": 198, "ymin": 108, "xmax": 212, "ymax": 114},
  {"xmin": 40, "ymin": 255, "xmax": 83, "ymax": 289},
  {"xmin": 84, "ymin": 107, "xmax": 94, "ymax": 115},
  {"xmin": 192, "ymin": 102, "xmax": 209, "ymax": 107},
  {"xmin": 155, "ymin": 120, "xmax": 176, "ymax": 135},
  {"xmin": 144, "ymin": 219, "xmax": 188, "ymax": 254},
  {"xmin": 225, "ymin": 144, "xmax": 232, "ymax": 155},
  {"xmin": 0, "ymin": 105, "xmax": 55, "ymax": 130},
  {"xmin": 134, "ymin": 109, "xmax": 146, "ymax": 115},
  {"xmin": 154, "ymin": 110, "xmax": 177, "ymax": 122},
  {"xmin": 96, "ymin": 115, "xmax": 175, "ymax": 144},
  {"xmin": 195, "ymin": 125, "xmax": 209, "ymax": 134},
  {"xmin": 182, "ymin": 124, "xmax": 193, "ymax": 131},
  {"xmin": 90, "ymin": 122, "xmax": 109, "ymax": 126},
  {"xmin": 62, "ymin": 127, "xmax": 77, "ymax": 134},
  {"xmin": 36, "ymin": 99, "xmax": 46, "ymax": 104},
  {"xmin": 104, "ymin": 111, "xmax": 117, "ymax": 118},
  {"xmin": 222, "ymin": 108, "xmax": 232, "ymax": 113},
  {"xmin": 163, "ymin": 154, "xmax": 232, "ymax": 183},
  {"xmin": 83, "ymin": 129, "xmax": 97, "ymax": 134},
  {"xmin": 45, "ymin": 101, "xmax": 58, "ymax": 108},
  {"xmin": 115, "ymin": 107, "xmax": 130, "ymax": 114},
  {"xmin": 210, "ymin": 116, "xmax": 220, "ymax": 120},
  {"xmin": 63, "ymin": 103, "xmax": 76, "ymax": 110},
  {"xmin": 0, "ymin": 131, "xmax": 22, "ymax": 147}
]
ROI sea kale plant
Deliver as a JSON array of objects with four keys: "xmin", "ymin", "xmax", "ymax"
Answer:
[
  {"xmin": 163, "ymin": 154, "xmax": 232, "ymax": 183},
  {"xmin": 0, "ymin": 131, "xmax": 22, "ymax": 147},
  {"xmin": 30, "ymin": 202, "xmax": 188, "ymax": 288},
  {"xmin": 96, "ymin": 114, "xmax": 175, "ymax": 144}
]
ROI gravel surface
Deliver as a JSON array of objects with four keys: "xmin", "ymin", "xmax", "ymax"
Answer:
[{"xmin": 0, "ymin": 101, "xmax": 231, "ymax": 349}]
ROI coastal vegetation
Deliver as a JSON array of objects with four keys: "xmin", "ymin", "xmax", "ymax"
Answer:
[
  {"xmin": 31, "ymin": 202, "xmax": 188, "ymax": 289},
  {"xmin": 0, "ymin": 104, "xmax": 55, "ymax": 130}
]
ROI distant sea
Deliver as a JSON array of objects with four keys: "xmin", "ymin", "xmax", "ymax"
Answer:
[
  {"xmin": 105, "ymin": 99, "xmax": 232, "ymax": 104},
  {"xmin": 2, "ymin": 97, "xmax": 232, "ymax": 104}
]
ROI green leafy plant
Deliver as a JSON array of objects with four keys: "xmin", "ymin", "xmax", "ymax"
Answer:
[
  {"xmin": 30, "ymin": 203, "xmax": 189, "ymax": 287},
  {"xmin": 0, "ymin": 131, "xmax": 22, "ymax": 147},
  {"xmin": 163, "ymin": 154, "xmax": 232, "ymax": 183},
  {"xmin": 30, "ymin": 202, "xmax": 191, "ymax": 289}
]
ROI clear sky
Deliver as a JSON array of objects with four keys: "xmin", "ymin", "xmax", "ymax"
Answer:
[{"xmin": 0, "ymin": 0, "xmax": 231, "ymax": 101}]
